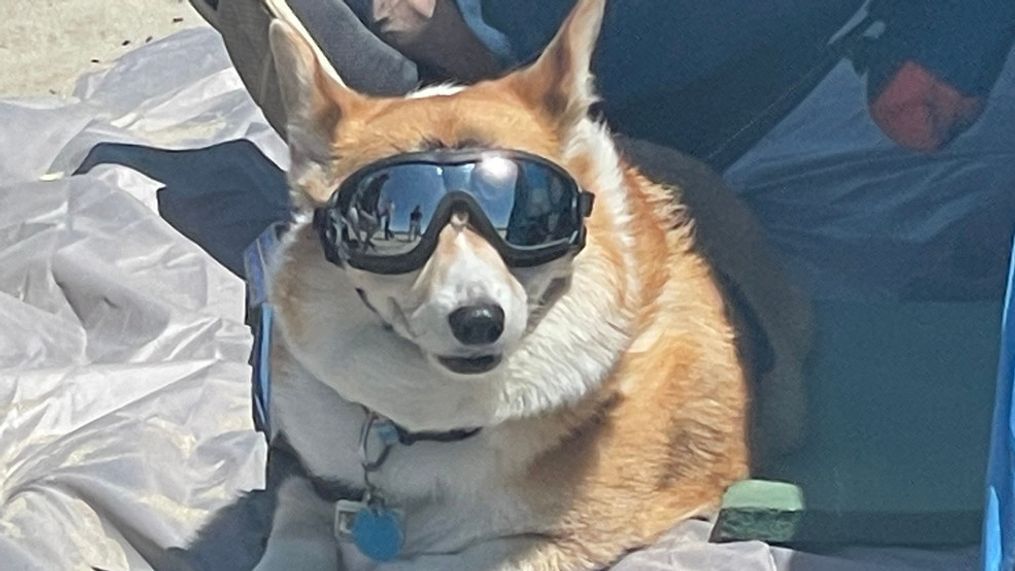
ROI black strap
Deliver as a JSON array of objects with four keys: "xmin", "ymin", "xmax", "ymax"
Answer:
[{"xmin": 393, "ymin": 425, "xmax": 482, "ymax": 446}]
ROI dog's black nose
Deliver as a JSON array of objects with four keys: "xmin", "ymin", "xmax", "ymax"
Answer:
[{"xmin": 448, "ymin": 304, "xmax": 505, "ymax": 346}]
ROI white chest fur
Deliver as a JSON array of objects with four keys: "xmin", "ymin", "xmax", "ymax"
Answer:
[{"xmin": 270, "ymin": 361, "xmax": 539, "ymax": 563}]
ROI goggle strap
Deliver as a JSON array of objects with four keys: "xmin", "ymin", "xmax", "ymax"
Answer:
[
  {"xmin": 313, "ymin": 207, "xmax": 345, "ymax": 267},
  {"xmin": 579, "ymin": 192, "xmax": 595, "ymax": 218}
]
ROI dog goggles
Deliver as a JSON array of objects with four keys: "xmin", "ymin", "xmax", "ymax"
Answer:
[{"xmin": 314, "ymin": 149, "xmax": 595, "ymax": 274}]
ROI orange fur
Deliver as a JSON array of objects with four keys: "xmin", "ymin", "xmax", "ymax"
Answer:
[{"xmin": 260, "ymin": 1, "xmax": 796, "ymax": 569}]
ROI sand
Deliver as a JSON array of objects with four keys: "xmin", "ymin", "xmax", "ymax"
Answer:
[{"xmin": 0, "ymin": 0, "xmax": 209, "ymax": 98}]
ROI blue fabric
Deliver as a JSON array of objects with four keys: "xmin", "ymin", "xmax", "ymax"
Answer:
[
  {"xmin": 244, "ymin": 223, "xmax": 287, "ymax": 437},
  {"xmin": 453, "ymin": 0, "xmax": 1014, "ymax": 162},
  {"xmin": 457, "ymin": 0, "xmax": 866, "ymax": 160},
  {"xmin": 453, "ymin": 0, "xmax": 515, "ymax": 64},
  {"xmin": 983, "ymin": 237, "xmax": 1015, "ymax": 571},
  {"xmin": 461, "ymin": 1, "xmax": 1015, "ymax": 103},
  {"xmin": 461, "ymin": 0, "xmax": 864, "ymax": 106}
]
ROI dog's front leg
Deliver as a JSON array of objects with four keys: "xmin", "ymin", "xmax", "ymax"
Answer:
[
  {"xmin": 372, "ymin": 537, "xmax": 529, "ymax": 571},
  {"xmin": 254, "ymin": 475, "xmax": 342, "ymax": 571},
  {"xmin": 379, "ymin": 493, "xmax": 717, "ymax": 571},
  {"xmin": 374, "ymin": 536, "xmax": 609, "ymax": 571}
]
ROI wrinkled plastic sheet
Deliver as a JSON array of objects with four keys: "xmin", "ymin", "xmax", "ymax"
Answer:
[
  {"xmin": 0, "ymin": 28, "xmax": 983, "ymax": 570},
  {"xmin": 0, "ymin": 29, "xmax": 272, "ymax": 570}
]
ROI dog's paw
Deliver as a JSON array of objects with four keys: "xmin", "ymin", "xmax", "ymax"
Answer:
[
  {"xmin": 373, "ymin": 537, "xmax": 560, "ymax": 571},
  {"xmin": 253, "ymin": 538, "xmax": 340, "ymax": 571}
]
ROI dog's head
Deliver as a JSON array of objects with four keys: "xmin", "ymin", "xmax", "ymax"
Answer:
[{"xmin": 269, "ymin": 0, "xmax": 634, "ymax": 430}]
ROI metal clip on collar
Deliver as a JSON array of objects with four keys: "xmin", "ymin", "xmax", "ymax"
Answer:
[{"xmin": 358, "ymin": 410, "xmax": 401, "ymax": 496}]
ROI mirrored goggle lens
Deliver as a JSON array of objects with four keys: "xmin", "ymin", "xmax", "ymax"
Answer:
[{"xmin": 338, "ymin": 157, "xmax": 580, "ymax": 256}]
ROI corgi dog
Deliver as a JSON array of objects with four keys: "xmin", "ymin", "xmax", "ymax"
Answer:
[{"xmin": 254, "ymin": 0, "xmax": 809, "ymax": 569}]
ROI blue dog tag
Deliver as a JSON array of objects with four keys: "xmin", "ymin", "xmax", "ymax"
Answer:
[{"xmin": 351, "ymin": 505, "xmax": 404, "ymax": 562}]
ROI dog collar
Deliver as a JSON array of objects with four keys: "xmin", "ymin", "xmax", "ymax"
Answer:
[
  {"xmin": 333, "ymin": 409, "xmax": 480, "ymax": 561},
  {"xmin": 390, "ymin": 422, "xmax": 481, "ymax": 445}
]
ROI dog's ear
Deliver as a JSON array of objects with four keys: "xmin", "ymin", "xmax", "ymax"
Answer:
[
  {"xmin": 506, "ymin": 0, "xmax": 606, "ymax": 133},
  {"xmin": 269, "ymin": 20, "xmax": 365, "ymax": 203}
]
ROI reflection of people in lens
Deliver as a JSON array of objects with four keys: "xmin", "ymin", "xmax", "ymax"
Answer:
[
  {"xmin": 344, "ymin": 206, "xmax": 376, "ymax": 250},
  {"xmin": 379, "ymin": 196, "xmax": 395, "ymax": 241},
  {"xmin": 408, "ymin": 205, "xmax": 423, "ymax": 242},
  {"xmin": 505, "ymin": 166, "xmax": 552, "ymax": 246},
  {"xmin": 549, "ymin": 183, "xmax": 572, "ymax": 240},
  {"xmin": 348, "ymin": 173, "xmax": 390, "ymax": 250}
]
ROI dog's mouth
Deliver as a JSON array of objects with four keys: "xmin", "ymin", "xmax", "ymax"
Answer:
[{"xmin": 437, "ymin": 354, "xmax": 502, "ymax": 375}]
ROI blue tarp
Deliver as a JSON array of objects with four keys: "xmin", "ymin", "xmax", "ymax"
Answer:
[{"xmin": 983, "ymin": 239, "xmax": 1015, "ymax": 570}]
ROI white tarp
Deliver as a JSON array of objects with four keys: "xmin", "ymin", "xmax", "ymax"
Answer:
[{"xmin": 0, "ymin": 29, "xmax": 271, "ymax": 570}]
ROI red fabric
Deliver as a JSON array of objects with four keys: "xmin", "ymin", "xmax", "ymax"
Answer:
[{"xmin": 869, "ymin": 60, "xmax": 985, "ymax": 152}]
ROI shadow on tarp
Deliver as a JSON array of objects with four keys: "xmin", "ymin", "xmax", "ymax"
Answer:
[
  {"xmin": 157, "ymin": 448, "xmax": 291, "ymax": 571},
  {"xmin": 75, "ymin": 140, "xmax": 291, "ymax": 278}
]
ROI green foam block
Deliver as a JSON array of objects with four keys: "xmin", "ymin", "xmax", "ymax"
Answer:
[{"xmin": 711, "ymin": 479, "xmax": 805, "ymax": 544}]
